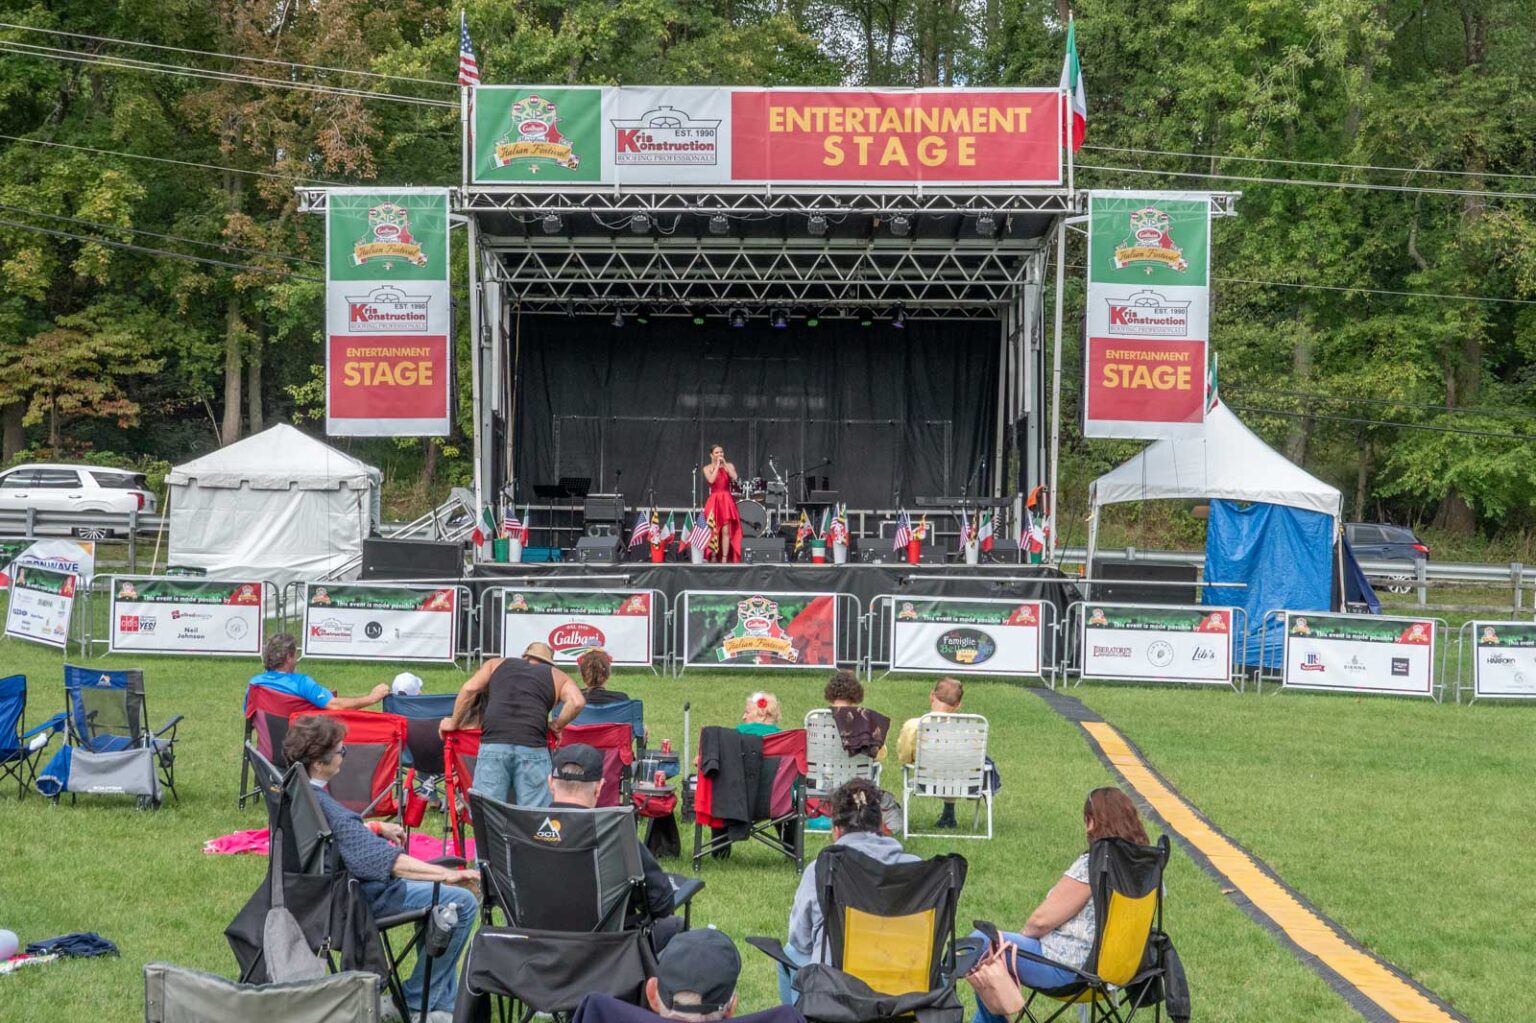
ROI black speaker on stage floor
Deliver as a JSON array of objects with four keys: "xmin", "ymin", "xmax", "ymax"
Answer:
[
  {"xmin": 742, "ymin": 536, "xmax": 788, "ymax": 563},
  {"xmin": 361, "ymin": 538, "xmax": 462, "ymax": 580},
  {"xmin": 985, "ymin": 538, "xmax": 1023, "ymax": 563},
  {"xmin": 575, "ymin": 535, "xmax": 622, "ymax": 565}
]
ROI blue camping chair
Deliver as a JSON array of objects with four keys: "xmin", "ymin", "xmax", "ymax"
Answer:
[
  {"xmin": 571, "ymin": 698, "xmax": 646, "ymax": 744},
  {"xmin": 382, "ymin": 691, "xmax": 458, "ymax": 776},
  {"xmin": 0, "ymin": 674, "xmax": 65, "ymax": 799},
  {"xmin": 62, "ymin": 665, "xmax": 183, "ymax": 803}
]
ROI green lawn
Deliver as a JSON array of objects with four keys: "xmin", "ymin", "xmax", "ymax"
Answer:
[{"xmin": 2, "ymin": 637, "xmax": 1486, "ymax": 1023}]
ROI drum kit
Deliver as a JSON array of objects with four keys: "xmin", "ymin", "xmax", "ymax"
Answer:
[{"xmin": 730, "ymin": 474, "xmax": 787, "ymax": 537}]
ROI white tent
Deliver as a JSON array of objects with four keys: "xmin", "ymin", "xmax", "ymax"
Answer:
[{"xmin": 165, "ymin": 424, "xmax": 381, "ymax": 585}]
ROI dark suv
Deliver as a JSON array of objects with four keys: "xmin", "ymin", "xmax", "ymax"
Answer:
[{"xmin": 1344, "ymin": 522, "xmax": 1430, "ymax": 594}]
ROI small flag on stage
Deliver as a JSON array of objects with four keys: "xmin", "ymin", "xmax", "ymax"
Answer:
[
  {"xmin": 1022, "ymin": 509, "xmax": 1047, "ymax": 556},
  {"xmin": 819, "ymin": 507, "xmax": 830, "ymax": 540},
  {"xmin": 627, "ymin": 510, "xmax": 653, "ymax": 548},
  {"xmin": 892, "ymin": 510, "xmax": 913, "ymax": 551},
  {"xmin": 1059, "ymin": 17, "xmax": 1086, "ymax": 152},
  {"xmin": 500, "ymin": 505, "xmax": 522, "ymax": 540},
  {"xmin": 658, "ymin": 512, "xmax": 676, "ymax": 547},
  {"xmin": 472, "ymin": 504, "xmax": 497, "ymax": 546},
  {"xmin": 957, "ymin": 508, "xmax": 973, "ymax": 552},
  {"xmin": 689, "ymin": 511, "xmax": 711, "ymax": 553},
  {"xmin": 916, "ymin": 514, "xmax": 930, "ymax": 542},
  {"xmin": 794, "ymin": 511, "xmax": 812, "ymax": 554},
  {"xmin": 519, "ymin": 506, "xmax": 531, "ymax": 546},
  {"xmin": 828, "ymin": 503, "xmax": 849, "ymax": 546},
  {"xmin": 979, "ymin": 510, "xmax": 994, "ymax": 552},
  {"xmin": 677, "ymin": 512, "xmax": 694, "ymax": 552},
  {"xmin": 457, "ymin": 10, "xmax": 481, "ymax": 87}
]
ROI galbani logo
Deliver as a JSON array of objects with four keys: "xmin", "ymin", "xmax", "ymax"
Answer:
[
  {"xmin": 550, "ymin": 623, "xmax": 605, "ymax": 654},
  {"xmin": 346, "ymin": 285, "xmax": 430, "ymax": 333},
  {"xmin": 1105, "ymin": 290, "xmax": 1191, "ymax": 336}
]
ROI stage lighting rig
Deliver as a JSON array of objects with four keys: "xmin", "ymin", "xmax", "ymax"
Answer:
[
  {"xmin": 728, "ymin": 307, "xmax": 748, "ymax": 328},
  {"xmin": 807, "ymin": 213, "xmax": 827, "ymax": 236},
  {"xmin": 630, "ymin": 213, "xmax": 651, "ymax": 234},
  {"xmin": 611, "ymin": 310, "xmax": 626, "ymax": 328},
  {"xmin": 770, "ymin": 307, "xmax": 789, "ymax": 329},
  {"xmin": 975, "ymin": 212, "xmax": 997, "ymax": 235},
  {"xmin": 708, "ymin": 214, "xmax": 730, "ymax": 235},
  {"xmin": 888, "ymin": 213, "xmax": 912, "ymax": 237},
  {"xmin": 541, "ymin": 213, "xmax": 562, "ymax": 234},
  {"xmin": 890, "ymin": 303, "xmax": 907, "ymax": 329}
]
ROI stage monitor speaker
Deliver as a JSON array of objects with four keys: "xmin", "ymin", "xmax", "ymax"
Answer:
[
  {"xmin": 985, "ymin": 538, "xmax": 1023, "ymax": 563},
  {"xmin": 1090, "ymin": 560, "xmax": 1198, "ymax": 605},
  {"xmin": 575, "ymin": 535, "xmax": 622, "ymax": 565},
  {"xmin": 918, "ymin": 540, "xmax": 946, "ymax": 564},
  {"xmin": 583, "ymin": 493, "xmax": 625, "ymax": 533},
  {"xmin": 361, "ymin": 538, "xmax": 462, "ymax": 580},
  {"xmin": 742, "ymin": 536, "xmax": 788, "ymax": 563}
]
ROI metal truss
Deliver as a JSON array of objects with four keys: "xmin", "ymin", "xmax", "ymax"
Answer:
[{"xmin": 459, "ymin": 186, "xmax": 1074, "ymax": 217}]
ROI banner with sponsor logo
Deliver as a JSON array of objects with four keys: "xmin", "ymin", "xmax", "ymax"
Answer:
[
  {"xmin": 469, "ymin": 86, "xmax": 1063, "ymax": 187},
  {"xmin": 1281, "ymin": 611, "xmax": 1435, "ymax": 697},
  {"xmin": 888, "ymin": 598, "xmax": 1043, "ymax": 676},
  {"xmin": 5, "ymin": 566, "xmax": 76, "ymax": 648},
  {"xmin": 683, "ymin": 591, "xmax": 837, "ymax": 669},
  {"xmin": 1084, "ymin": 191, "xmax": 1212, "ymax": 438},
  {"xmin": 501, "ymin": 589, "xmax": 654, "ymax": 666},
  {"xmin": 325, "ymin": 188, "xmax": 451, "ymax": 437},
  {"xmin": 108, "ymin": 578, "xmax": 264, "ymax": 656},
  {"xmin": 302, "ymin": 583, "xmax": 458, "ymax": 663},
  {"xmin": 0, "ymin": 538, "xmax": 96, "ymax": 587},
  {"xmin": 1470, "ymin": 621, "xmax": 1536, "ymax": 699},
  {"xmin": 1080, "ymin": 604, "xmax": 1234, "ymax": 685}
]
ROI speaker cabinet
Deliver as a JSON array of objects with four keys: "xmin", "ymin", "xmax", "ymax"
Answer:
[
  {"xmin": 361, "ymin": 538, "xmax": 462, "ymax": 580},
  {"xmin": 741, "ymin": 537, "xmax": 788, "ymax": 563},
  {"xmin": 575, "ymin": 535, "xmax": 622, "ymax": 565}
]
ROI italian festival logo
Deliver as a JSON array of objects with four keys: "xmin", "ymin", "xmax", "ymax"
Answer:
[
  {"xmin": 352, "ymin": 202, "xmax": 428, "ymax": 270},
  {"xmin": 1113, "ymin": 206, "xmax": 1189, "ymax": 274},
  {"xmin": 495, "ymin": 94, "xmax": 582, "ymax": 172}
]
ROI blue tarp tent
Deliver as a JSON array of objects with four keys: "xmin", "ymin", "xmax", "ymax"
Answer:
[{"xmin": 1086, "ymin": 401, "xmax": 1344, "ymax": 667}]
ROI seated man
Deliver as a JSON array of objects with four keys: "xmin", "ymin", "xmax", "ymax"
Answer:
[
  {"xmin": 897, "ymin": 678, "xmax": 964, "ymax": 828},
  {"xmin": 646, "ymin": 927, "xmax": 741, "ymax": 1021},
  {"xmin": 247, "ymin": 632, "xmax": 388, "ymax": 710},
  {"xmin": 549, "ymin": 744, "xmax": 682, "ymax": 949}
]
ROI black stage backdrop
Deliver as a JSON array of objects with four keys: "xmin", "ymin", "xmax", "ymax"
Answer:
[{"xmin": 512, "ymin": 315, "xmax": 999, "ymax": 509}]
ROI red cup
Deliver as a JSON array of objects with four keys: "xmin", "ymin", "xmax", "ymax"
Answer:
[{"xmin": 661, "ymin": 739, "xmax": 672, "ymax": 754}]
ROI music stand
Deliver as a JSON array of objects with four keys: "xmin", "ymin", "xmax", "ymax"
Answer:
[{"xmin": 531, "ymin": 477, "xmax": 592, "ymax": 556}]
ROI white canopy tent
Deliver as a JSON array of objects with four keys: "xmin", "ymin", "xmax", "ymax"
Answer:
[{"xmin": 165, "ymin": 424, "xmax": 382, "ymax": 586}]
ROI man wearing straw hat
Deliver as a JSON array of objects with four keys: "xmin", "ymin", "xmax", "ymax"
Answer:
[{"xmin": 440, "ymin": 641, "xmax": 586, "ymax": 808}]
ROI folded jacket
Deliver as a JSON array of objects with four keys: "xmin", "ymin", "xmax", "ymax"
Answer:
[{"xmin": 25, "ymin": 932, "xmax": 118, "ymax": 958}]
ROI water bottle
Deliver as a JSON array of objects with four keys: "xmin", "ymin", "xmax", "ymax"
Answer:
[{"xmin": 425, "ymin": 900, "xmax": 459, "ymax": 958}]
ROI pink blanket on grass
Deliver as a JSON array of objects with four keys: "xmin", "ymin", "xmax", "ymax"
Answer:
[{"xmin": 204, "ymin": 829, "xmax": 474, "ymax": 860}]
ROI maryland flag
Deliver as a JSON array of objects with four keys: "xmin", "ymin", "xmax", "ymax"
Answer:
[
  {"xmin": 915, "ymin": 514, "xmax": 930, "ymax": 542},
  {"xmin": 648, "ymin": 507, "xmax": 662, "ymax": 547},
  {"xmin": 794, "ymin": 511, "xmax": 813, "ymax": 554},
  {"xmin": 705, "ymin": 508, "xmax": 720, "ymax": 558},
  {"xmin": 828, "ymin": 503, "xmax": 850, "ymax": 545}
]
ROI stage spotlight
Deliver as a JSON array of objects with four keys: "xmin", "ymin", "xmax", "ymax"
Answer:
[
  {"xmin": 807, "ymin": 213, "xmax": 827, "ymax": 236},
  {"xmin": 728, "ymin": 307, "xmax": 748, "ymax": 329},
  {"xmin": 691, "ymin": 307, "xmax": 707, "ymax": 326},
  {"xmin": 770, "ymin": 307, "xmax": 789, "ymax": 329},
  {"xmin": 890, "ymin": 303, "xmax": 907, "ymax": 329},
  {"xmin": 611, "ymin": 310, "xmax": 626, "ymax": 328},
  {"xmin": 541, "ymin": 213, "xmax": 562, "ymax": 234},
  {"xmin": 708, "ymin": 214, "xmax": 730, "ymax": 235},
  {"xmin": 975, "ymin": 212, "xmax": 997, "ymax": 235},
  {"xmin": 563, "ymin": 301, "xmax": 577, "ymax": 318},
  {"xmin": 805, "ymin": 310, "xmax": 821, "ymax": 328},
  {"xmin": 630, "ymin": 213, "xmax": 651, "ymax": 234},
  {"xmin": 636, "ymin": 304, "xmax": 652, "ymax": 325},
  {"xmin": 889, "ymin": 213, "xmax": 912, "ymax": 237},
  {"xmin": 856, "ymin": 307, "xmax": 874, "ymax": 328}
]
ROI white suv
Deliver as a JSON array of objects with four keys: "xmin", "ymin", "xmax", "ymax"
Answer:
[{"xmin": 0, "ymin": 463, "xmax": 157, "ymax": 535}]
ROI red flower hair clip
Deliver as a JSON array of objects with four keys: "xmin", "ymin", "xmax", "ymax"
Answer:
[{"xmin": 756, "ymin": 696, "xmax": 769, "ymax": 709}]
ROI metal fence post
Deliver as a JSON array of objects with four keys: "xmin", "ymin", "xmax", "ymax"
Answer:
[
  {"xmin": 128, "ymin": 508, "xmax": 139, "ymax": 571},
  {"xmin": 1416, "ymin": 558, "xmax": 1427, "ymax": 607},
  {"xmin": 1512, "ymin": 562, "xmax": 1523, "ymax": 613}
]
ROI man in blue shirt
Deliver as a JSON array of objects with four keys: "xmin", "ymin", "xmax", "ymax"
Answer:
[{"xmin": 247, "ymin": 632, "xmax": 389, "ymax": 711}]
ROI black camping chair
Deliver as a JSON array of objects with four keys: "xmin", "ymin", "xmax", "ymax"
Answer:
[
  {"xmin": 454, "ymin": 925, "xmax": 657, "ymax": 1023},
  {"xmin": 749, "ymin": 847, "xmax": 969, "ymax": 1023},
  {"xmin": 144, "ymin": 961, "xmax": 382, "ymax": 1023},
  {"xmin": 382, "ymin": 691, "xmax": 458, "ymax": 778},
  {"xmin": 243, "ymin": 741, "xmax": 286, "ymax": 824},
  {"xmin": 63, "ymin": 664, "xmax": 182, "ymax": 805},
  {"xmin": 689, "ymin": 726, "xmax": 808, "ymax": 871}
]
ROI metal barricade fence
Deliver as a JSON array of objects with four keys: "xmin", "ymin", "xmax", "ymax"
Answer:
[
  {"xmin": 478, "ymin": 585, "xmax": 669, "ymax": 673},
  {"xmin": 671, "ymin": 590, "xmax": 862, "ymax": 677},
  {"xmin": 77, "ymin": 575, "xmax": 285, "ymax": 660},
  {"xmin": 864, "ymin": 593, "xmax": 1059, "ymax": 684},
  {"xmin": 1062, "ymin": 601, "xmax": 1247, "ymax": 693},
  {"xmin": 1260, "ymin": 610, "xmax": 1449, "ymax": 702}
]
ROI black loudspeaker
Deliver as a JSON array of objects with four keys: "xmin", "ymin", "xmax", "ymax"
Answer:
[
  {"xmin": 741, "ymin": 537, "xmax": 788, "ymax": 563},
  {"xmin": 361, "ymin": 538, "xmax": 463, "ymax": 580},
  {"xmin": 985, "ymin": 538, "xmax": 1023, "ymax": 563},
  {"xmin": 575, "ymin": 535, "xmax": 622, "ymax": 565},
  {"xmin": 917, "ymin": 540, "xmax": 946, "ymax": 564},
  {"xmin": 1090, "ymin": 561, "xmax": 1198, "ymax": 605}
]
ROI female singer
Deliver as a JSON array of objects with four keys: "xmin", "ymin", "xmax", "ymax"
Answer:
[{"xmin": 701, "ymin": 443, "xmax": 742, "ymax": 563}]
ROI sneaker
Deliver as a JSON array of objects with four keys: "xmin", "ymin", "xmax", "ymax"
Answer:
[{"xmin": 933, "ymin": 814, "xmax": 958, "ymax": 829}]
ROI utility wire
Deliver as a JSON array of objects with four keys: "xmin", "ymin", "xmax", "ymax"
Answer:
[
  {"xmin": 0, "ymin": 201, "xmax": 321, "ymax": 267},
  {"xmin": 0, "ymin": 215, "xmax": 323, "ymax": 281},
  {"xmin": 1235, "ymin": 386, "xmax": 1536, "ymax": 423},
  {"xmin": 1224, "ymin": 402, "xmax": 1536, "ymax": 442},
  {"xmin": 1082, "ymin": 144, "xmax": 1536, "ymax": 184},
  {"xmin": 1062, "ymin": 262, "xmax": 1536, "ymax": 307},
  {"xmin": 0, "ymin": 133, "xmax": 347, "ymax": 185},
  {"xmin": 1077, "ymin": 161, "xmax": 1536, "ymax": 202}
]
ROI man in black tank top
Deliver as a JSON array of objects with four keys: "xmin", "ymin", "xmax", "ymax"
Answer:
[{"xmin": 440, "ymin": 642, "xmax": 586, "ymax": 807}]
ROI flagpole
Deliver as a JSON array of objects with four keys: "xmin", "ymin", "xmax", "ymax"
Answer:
[{"xmin": 1048, "ymin": 214, "xmax": 1065, "ymax": 564}]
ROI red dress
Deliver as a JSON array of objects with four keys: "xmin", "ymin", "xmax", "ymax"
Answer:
[{"xmin": 703, "ymin": 467, "xmax": 742, "ymax": 563}]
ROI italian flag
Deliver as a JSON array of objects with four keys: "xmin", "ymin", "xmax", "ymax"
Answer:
[
  {"xmin": 1059, "ymin": 19, "xmax": 1087, "ymax": 152},
  {"xmin": 979, "ymin": 511, "xmax": 994, "ymax": 552},
  {"xmin": 472, "ymin": 504, "xmax": 497, "ymax": 546}
]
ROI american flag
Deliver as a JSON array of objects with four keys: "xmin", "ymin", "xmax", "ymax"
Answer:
[
  {"xmin": 892, "ymin": 510, "xmax": 913, "ymax": 551},
  {"xmin": 688, "ymin": 511, "xmax": 711, "ymax": 552},
  {"xmin": 827, "ymin": 503, "xmax": 849, "ymax": 545},
  {"xmin": 627, "ymin": 509, "xmax": 653, "ymax": 548},
  {"xmin": 457, "ymin": 11, "xmax": 480, "ymax": 87},
  {"xmin": 500, "ymin": 504, "xmax": 522, "ymax": 540},
  {"xmin": 957, "ymin": 508, "xmax": 973, "ymax": 552}
]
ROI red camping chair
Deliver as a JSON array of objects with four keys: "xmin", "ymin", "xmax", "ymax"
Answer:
[
  {"xmin": 552, "ymin": 722, "xmax": 636, "ymax": 808},
  {"xmin": 240, "ymin": 686, "xmax": 323, "ymax": 809},
  {"xmin": 443, "ymin": 727, "xmax": 481, "ymax": 857},
  {"xmin": 289, "ymin": 708, "xmax": 408, "ymax": 820},
  {"xmin": 691, "ymin": 727, "xmax": 807, "ymax": 871}
]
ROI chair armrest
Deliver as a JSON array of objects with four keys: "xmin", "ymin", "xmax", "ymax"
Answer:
[
  {"xmin": 429, "ymin": 856, "xmax": 468, "ymax": 868},
  {"xmin": 744, "ymin": 936, "xmax": 801, "ymax": 972},
  {"xmin": 153, "ymin": 715, "xmax": 184, "ymax": 738},
  {"xmin": 1010, "ymin": 945, "xmax": 1099, "ymax": 986},
  {"xmin": 667, "ymin": 874, "xmax": 704, "ymax": 908},
  {"xmin": 374, "ymin": 907, "xmax": 433, "ymax": 930},
  {"xmin": 22, "ymin": 713, "xmax": 66, "ymax": 740}
]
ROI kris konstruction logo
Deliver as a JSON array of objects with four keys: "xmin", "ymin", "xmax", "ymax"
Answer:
[
  {"xmin": 1104, "ymin": 289, "xmax": 1192, "ymax": 336},
  {"xmin": 352, "ymin": 203, "xmax": 428, "ymax": 270},
  {"xmin": 612, "ymin": 105, "xmax": 721, "ymax": 166},
  {"xmin": 1114, "ymin": 206, "xmax": 1189, "ymax": 274},
  {"xmin": 346, "ymin": 285, "xmax": 431, "ymax": 333},
  {"xmin": 495, "ymin": 94, "xmax": 582, "ymax": 172}
]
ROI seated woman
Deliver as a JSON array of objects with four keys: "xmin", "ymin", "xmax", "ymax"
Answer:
[
  {"xmin": 284, "ymin": 715, "xmax": 481, "ymax": 1022},
  {"xmin": 777, "ymin": 778, "xmax": 918, "ymax": 1003},
  {"xmin": 962, "ymin": 787, "xmax": 1150, "ymax": 1019},
  {"xmin": 738, "ymin": 691, "xmax": 782, "ymax": 735},
  {"xmin": 823, "ymin": 670, "xmax": 888, "ymax": 760},
  {"xmin": 577, "ymin": 647, "xmax": 629, "ymax": 705}
]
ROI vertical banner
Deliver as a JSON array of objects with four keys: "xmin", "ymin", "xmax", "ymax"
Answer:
[
  {"xmin": 1470, "ymin": 621, "xmax": 1536, "ymax": 699},
  {"xmin": 5, "ymin": 566, "xmax": 77, "ymax": 648},
  {"xmin": 501, "ymin": 589, "xmax": 654, "ymax": 666},
  {"xmin": 302, "ymin": 583, "xmax": 458, "ymax": 662},
  {"xmin": 888, "ymin": 598, "xmax": 1043, "ymax": 675},
  {"xmin": 1079, "ymin": 604, "xmax": 1234, "ymax": 685},
  {"xmin": 683, "ymin": 591, "xmax": 837, "ymax": 669},
  {"xmin": 325, "ymin": 188, "xmax": 451, "ymax": 436},
  {"xmin": 109, "ymin": 578, "xmax": 265, "ymax": 656},
  {"xmin": 1084, "ymin": 191, "xmax": 1212, "ymax": 438},
  {"xmin": 1281, "ymin": 611, "xmax": 1436, "ymax": 697}
]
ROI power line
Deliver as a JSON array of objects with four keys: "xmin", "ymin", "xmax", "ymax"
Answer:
[
  {"xmin": 0, "ymin": 201, "xmax": 321, "ymax": 267},
  {"xmin": 1063, "ymin": 263, "xmax": 1536, "ymax": 307},
  {"xmin": 0, "ymin": 215, "xmax": 322, "ymax": 281},
  {"xmin": 1224, "ymin": 402, "xmax": 1536, "ymax": 442},
  {"xmin": 1077, "ymin": 161, "xmax": 1536, "ymax": 202},
  {"xmin": 1082, "ymin": 144, "xmax": 1536, "ymax": 184},
  {"xmin": 1234, "ymin": 386, "xmax": 1536, "ymax": 423},
  {"xmin": 0, "ymin": 132, "xmax": 347, "ymax": 185}
]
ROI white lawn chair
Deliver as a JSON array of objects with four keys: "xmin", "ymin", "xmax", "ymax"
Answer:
[
  {"xmin": 902, "ymin": 713, "xmax": 993, "ymax": 840},
  {"xmin": 804, "ymin": 708, "xmax": 882, "ymax": 838}
]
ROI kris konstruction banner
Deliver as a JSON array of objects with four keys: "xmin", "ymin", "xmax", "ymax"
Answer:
[
  {"xmin": 325, "ymin": 188, "xmax": 451, "ymax": 437},
  {"xmin": 5, "ymin": 566, "xmax": 77, "ymax": 648},
  {"xmin": 888, "ymin": 598, "xmax": 1043, "ymax": 676},
  {"xmin": 501, "ymin": 589, "xmax": 654, "ymax": 666},
  {"xmin": 1080, "ymin": 604, "xmax": 1234, "ymax": 685},
  {"xmin": 1470, "ymin": 621, "xmax": 1536, "ymax": 699},
  {"xmin": 109, "ymin": 578, "xmax": 264, "ymax": 656},
  {"xmin": 470, "ymin": 86, "xmax": 1063, "ymax": 187},
  {"xmin": 683, "ymin": 591, "xmax": 837, "ymax": 669},
  {"xmin": 303, "ymin": 583, "xmax": 458, "ymax": 663},
  {"xmin": 1084, "ymin": 191, "xmax": 1212, "ymax": 439},
  {"xmin": 1282, "ymin": 612, "xmax": 1436, "ymax": 697}
]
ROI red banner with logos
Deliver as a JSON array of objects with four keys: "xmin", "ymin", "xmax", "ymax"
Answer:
[
  {"xmin": 1084, "ymin": 337, "xmax": 1207, "ymax": 429},
  {"xmin": 327, "ymin": 335, "xmax": 450, "ymax": 421}
]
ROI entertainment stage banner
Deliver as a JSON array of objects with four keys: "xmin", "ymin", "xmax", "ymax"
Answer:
[
  {"xmin": 682, "ymin": 591, "xmax": 837, "ymax": 669},
  {"xmin": 1470, "ymin": 621, "xmax": 1536, "ymax": 699},
  {"xmin": 325, "ymin": 188, "xmax": 451, "ymax": 437},
  {"xmin": 469, "ymin": 86, "xmax": 1063, "ymax": 187},
  {"xmin": 1080, "ymin": 604, "xmax": 1233, "ymax": 685},
  {"xmin": 1083, "ymin": 191, "xmax": 1212, "ymax": 439},
  {"xmin": 5, "ymin": 566, "xmax": 77, "ymax": 649},
  {"xmin": 302, "ymin": 583, "xmax": 458, "ymax": 663},
  {"xmin": 501, "ymin": 589, "xmax": 654, "ymax": 666},
  {"xmin": 888, "ymin": 597, "xmax": 1042, "ymax": 676},
  {"xmin": 108, "ymin": 578, "xmax": 264, "ymax": 656},
  {"xmin": 1281, "ymin": 611, "xmax": 1435, "ymax": 697}
]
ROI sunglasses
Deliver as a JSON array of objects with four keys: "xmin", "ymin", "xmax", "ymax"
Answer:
[{"xmin": 332, "ymin": 744, "xmax": 349, "ymax": 760}]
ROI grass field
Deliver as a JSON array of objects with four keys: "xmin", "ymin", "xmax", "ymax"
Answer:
[{"xmin": 0, "ymin": 639, "xmax": 1521, "ymax": 1022}]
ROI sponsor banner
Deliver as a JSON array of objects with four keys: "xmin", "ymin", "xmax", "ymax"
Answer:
[
  {"xmin": 1083, "ymin": 337, "xmax": 1207, "ymax": 438},
  {"xmin": 469, "ymin": 86, "xmax": 1063, "ymax": 187},
  {"xmin": 1080, "ymin": 604, "xmax": 1233, "ymax": 685},
  {"xmin": 302, "ymin": 583, "xmax": 458, "ymax": 663},
  {"xmin": 683, "ymin": 591, "xmax": 837, "ymax": 669},
  {"xmin": 1281, "ymin": 612, "xmax": 1436, "ymax": 697},
  {"xmin": 5, "ymin": 566, "xmax": 77, "ymax": 649},
  {"xmin": 108, "ymin": 578, "xmax": 264, "ymax": 656},
  {"xmin": 501, "ymin": 589, "xmax": 653, "ymax": 666},
  {"xmin": 1471, "ymin": 621, "xmax": 1536, "ymax": 699},
  {"xmin": 0, "ymin": 539, "xmax": 96, "ymax": 586},
  {"xmin": 888, "ymin": 598, "xmax": 1043, "ymax": 676},
  {"xmin": 325, "ymin": 188, "xmax": 451, "ymax": 437}
]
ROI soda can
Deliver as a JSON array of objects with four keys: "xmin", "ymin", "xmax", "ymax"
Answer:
[
  {"xmin": 653, "ymin": 770, "xmax": 666, "ymax": 788},
  {"xmin": 661, "ymin": 738, "xmax": 672, "ymax": 754}
]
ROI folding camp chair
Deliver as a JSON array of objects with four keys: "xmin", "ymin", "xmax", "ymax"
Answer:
[
  {"xmin": 748, "ymin": 847, "xmax": 968, "ymax": 1023},
  {"xmin": 901, "ymin": 714, "xmax": 993, "ymax": 840},
  {"xmin": 61, "ymin": 664, "xmax": 183, "ymax": 805},
  {"xmin": 382, "ymin": 691, "xmax": 458, "ymax": 777},
  {"xmin": 442, "ymin": 727, "xmax": 481, "ymax": 856},
  {"xmin": 571, "ymin": 992, "xmax": 808, "ymax": 1023},
  {"xmin": 288, "ymin": 708, "xmax": 407, "ymax": 820},
  {"xmin": 244, "ymin": 741, "xmax": 286, "ymax": 823},
  {"xmin": 691, "ymin": 727, "xmax": 808, "ymax": 871},
  {"xmin": 986, "ymin": 836, "xmax": 1172, "ymax": 1023},
  {"xmin": 804, "ymin": 709, "xmax": 881, "ymax": 828},
  {"xmin": 241, "ymin": 686, "xmax": 322, "ymax": 808},
  {"xmin": 0, "ymin": 674, "xmax": 65, "ymax": 799},
  {"xmin": 454, "ymin": 926, "xmax": 657, "ymax": 1022},
  {"xmin": 571, "ymin": 697, "xmax": 647, "ymax": 745},
  {"xmin": 556, "ymin": 721, "xmax": 637, "ymax": 807},
  {"xmin": 144, "ymin": 962, "xmax": 382, "ymax": 1023}
]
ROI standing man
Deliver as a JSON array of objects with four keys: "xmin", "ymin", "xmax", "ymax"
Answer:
[
  {"xmin": 246, "ymin": 632, "xmax": 389, "ymax": 711},
  {"xmin": 440, "ymin": 641, "xmax": 585, "ymax": 807}
]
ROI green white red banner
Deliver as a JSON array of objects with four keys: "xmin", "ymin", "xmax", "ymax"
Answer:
[
  {"xmin": 500, "ymin": 589, "xmax": 654, "ymax": 666},
  {"xmin": 887, "ymin": 597, "xmax": 1043, "ymax": 676},
  {"xmin": 1281, "ymin": 611, "xmax": 1436, "ymax": 697},
  {"xmin": 108, "ymin": 578, "xmax": 265, "ymax": 656},
  {"xmin": 5, "ymin": 566, "xmax": 77, "ymax": 649},
  {"xmin": 682, "ymin": 590, "xmax": 837, "ymax": 669},
  {"xmin": 302, "ymin": 583, "xmax": 458, "ymax": 663}
]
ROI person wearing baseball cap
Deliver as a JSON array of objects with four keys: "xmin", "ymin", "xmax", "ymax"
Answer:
[{"xmin": 645, "ymin": 928, "xmax": 741, "ymax": 1021}]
